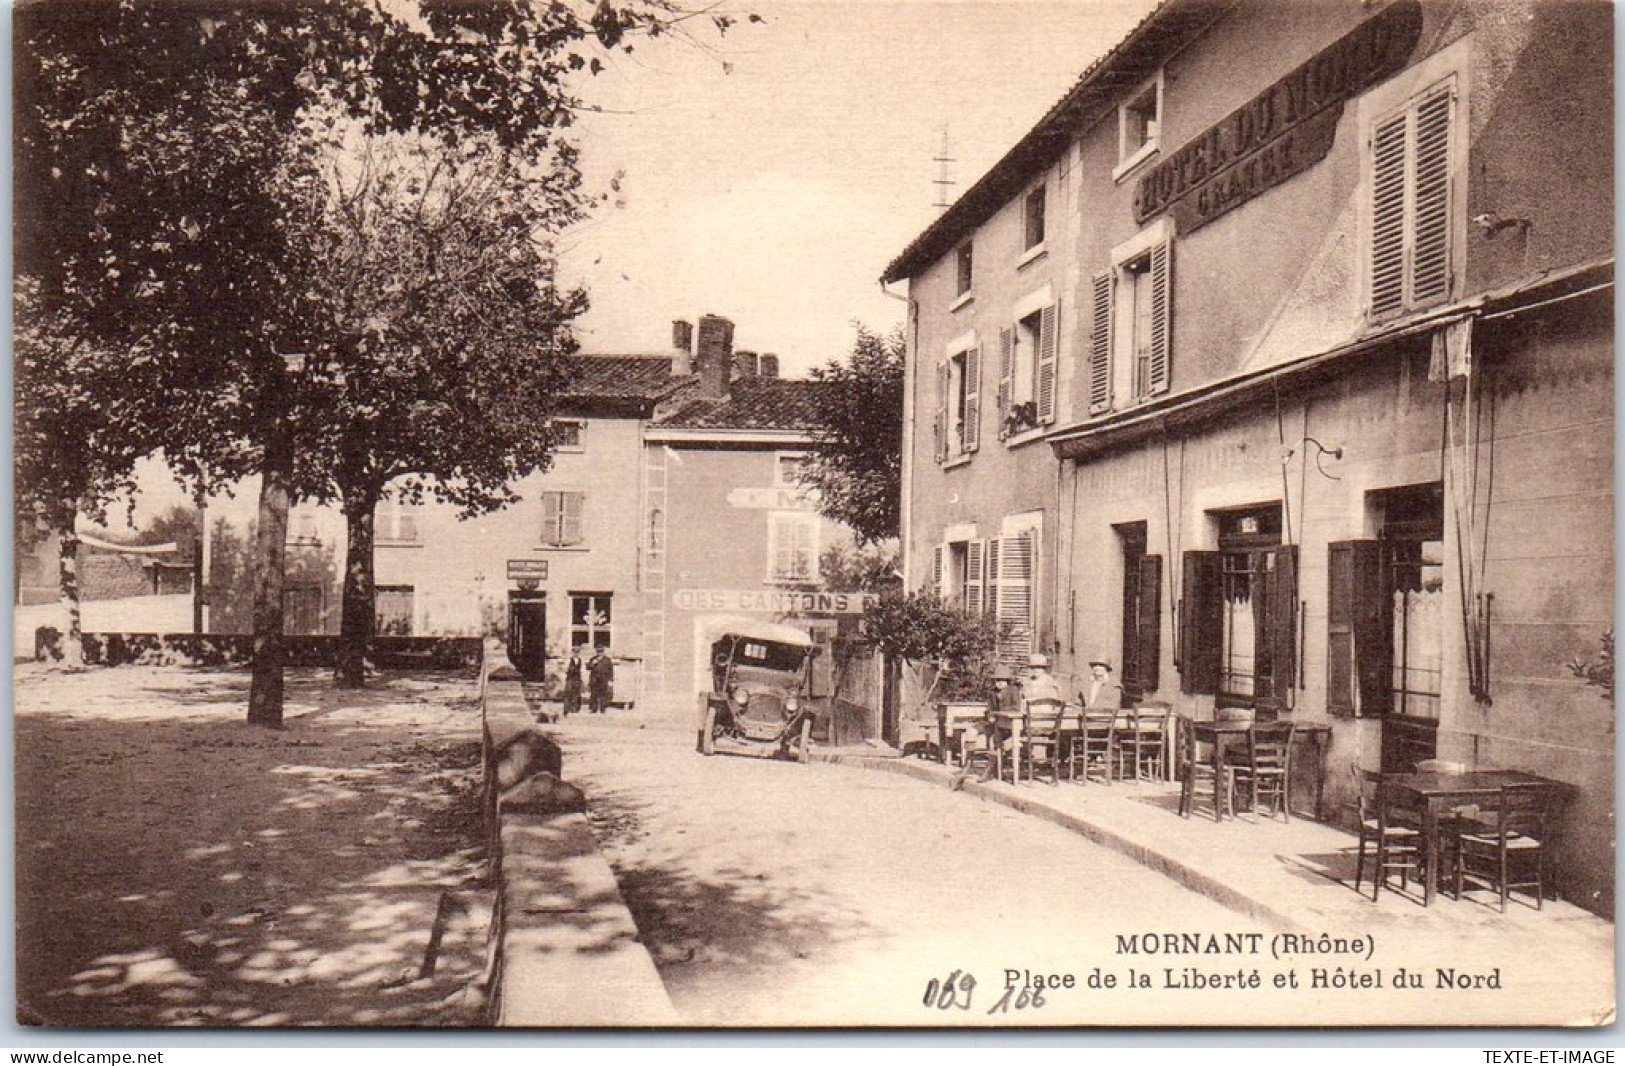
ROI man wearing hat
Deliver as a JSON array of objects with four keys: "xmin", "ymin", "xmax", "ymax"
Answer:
[
  {"xmin": 1082, "ymin": 658, "xmax": 1124, "ymax": 711},
  {"xmin": 1024, "ymin": 653, "xmax": 1063, "ymax": 704}
]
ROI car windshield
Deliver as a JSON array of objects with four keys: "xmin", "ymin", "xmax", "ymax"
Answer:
[{"xmin": 728, "ymin": 638, "xmax": 807, "ymax": 674}]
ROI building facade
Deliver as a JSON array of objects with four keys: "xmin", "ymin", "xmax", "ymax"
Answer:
[{"xmin": 886, "ymin": 0, "xmax": 1613, "ymax": 911}]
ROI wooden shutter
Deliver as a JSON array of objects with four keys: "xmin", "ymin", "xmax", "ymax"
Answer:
[
  {"xmin": 1369, "ymin": 110, "xmax": 1408, "ymax": 320},
  {"xmin": 985, "ymin": 537, "xmax": 1001, "ymax": 620},
  {"xmin": 995, "ymin": 531, "xmax": 1035, "ymax": 664},
  {"xmin": 962, "ymin": 346, "xmax": 981, "ymax": 453},
  {"xmin": 1179, "ymin": 551, "xmax": 1223, "ymax": 694},
  {"xmin": 1036, "ymin": 302, "xmax": 1059, "ymax": 424},
  {"xmin": 964, "ymin": 538, "xmax": 986, "ymax": 615},
  {"xmin": 1327, "ymin": 540, "xmax": 1390, "ymax": 717},
  {"xmin": 997, "ymin": 327, "xmax": 1015, "ymax": 428},
  {"xmin": 1410, "ymin": 85, "xmax": 1454, "ymax": 309},
  {"xmin": 1147, "ymin": 240, "xmax": 1171, "ymax": 396},
  {"xmin": 1137, "ymin": 554, "xmax": 1163, "ymax": 694},
  {"xmin": 541, "ymin": 492, "xmax": 561, "ymax": 544},
  {"xmin": 1266, "ymin": 546, "xmax": 1298, "ymax": 706},
  {"xmin": 1088, "ymin": 271, "xmax": 1113, "ymax": 414},
  {"xmin": 930, "ymin": 544, "xmax": 945, "ymax": 597},
  {"xmin": 562, "ymin": 492, "xmax": 584, "ymax": 546},
  {"xmin": 932, "ymin": 359, "xmax": 947, "ymax": 463}
]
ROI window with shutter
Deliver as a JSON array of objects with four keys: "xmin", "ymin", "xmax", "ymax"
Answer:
[
  {"xmin": 1368, "ymin": 78, "xmax": 1457, "ymax": 320},
  {"xmin": 961, "ymin": 346, "xmax": 981, "ymax": 453},
  {"xmin": 1089, "ymin": 271, "xmax": 1113, "ymax": 415},
  {"xmin": 1327, "ymin": 539, "xmax": 1390, "ymax": 717},
  {"xmin": 769, "ymin": 513, "xmax": 817, "ymax": 582},
  {"xmin": 1036, "ymin": 302, "xmax": 1058, "ymax": 423},
  {"xmin": 376, "ymin": 497, "xmax": 422, "ymax": 544},
  {"xmin": 963, "ymin": 538, "xmax": 986, "ymax": 615},
  {"xmin": 540, "ymin": 491, "xmax": 585, "ymax": 547},
  {"xmin": 994, "ymin": 531, "xmax": 1036, "ymax": 665},
  {"xmin": 1179, "ymin": 551, "xmax": 1223, "ymax": 694},
  {"xmin": 997, "ymin": 327, "xmax": 1015, "ymax": 432}
]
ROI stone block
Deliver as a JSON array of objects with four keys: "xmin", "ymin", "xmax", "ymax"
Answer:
[{"xmin": 498, "ymin": 772, "xmax": 585, "ymax": 816}]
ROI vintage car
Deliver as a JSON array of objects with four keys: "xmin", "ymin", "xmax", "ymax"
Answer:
[{"xmin": 696, "ymin": 618, "xmax": 819, "ymax": 762}]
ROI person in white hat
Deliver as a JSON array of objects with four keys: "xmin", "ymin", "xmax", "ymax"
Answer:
[
  {"xmin": 1024, "ymin": 653, "xmax": 1063, "ymax": 703},
  {"xmin": 1081, "ymin": 658, "xmax": 1124, "ymax": 711}
]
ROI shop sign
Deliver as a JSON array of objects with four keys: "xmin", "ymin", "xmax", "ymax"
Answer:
[
  {"xmin": 1134, "ymin": 0, "xmax": 1422, "ymax": 233},
  {"xmin": 506, "ymin": 559, "xmax": 549, "ymax": 580},
  {"xmin": 726, "ymin": 486, "xmax": 816, "ymax": 510},
  {"xmin": 673, "ymin": 588, "xmax": 878, "ymax": 615}
]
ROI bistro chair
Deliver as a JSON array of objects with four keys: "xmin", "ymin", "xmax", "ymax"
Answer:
[
  {"xmin": 1349, "ymin": 764, "xmax": 1423, "ymax": 901},
  {"xmin": 1454, "ymin": 783, "xmax": 1552, "ymax": 911},
  {"xmin": 958, "ymin": 719, "xmax": 1000, "ymax": 783},
  {"xmin": 1176, "ymin": 715, "xmax": 1229, "ymax": 820},
  {"xmin": 1227, "ymin": 721, "xmax": 1297, "ymax": 821},
  {"xmin": 1021, "ymin": 698, "xmax": 1067, "ymax": 786},
  {"xmin": 1071, "ymin": 708, "xmax": 1118, "ymax": 784},
  {"xmin": 1129, "ymin": 702, "xmax": 1173, "ymax": 781}
]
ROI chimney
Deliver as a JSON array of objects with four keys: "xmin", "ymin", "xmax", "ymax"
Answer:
[
  {"xmin": 694, "ymin": 314, "xmax": 734, "ymax": 399},
  {"xmin": 732, "ymin": 349, "xmax": 759, "ymax": 379},
  {"xmin": 758, "ymin": 353, "xmax": 779, "ymax": 379},
  {"xmin": 670, "ymin": 320, "xmax": 694, "ymax": 376}
]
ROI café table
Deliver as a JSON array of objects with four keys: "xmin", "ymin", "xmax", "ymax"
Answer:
[
  {"xmin": 1190, "ymin": 719, "xmax": 1334, "ymax": 821},
  {"xmin": 1384, "ymin": 769, "xmax": 1561, "ymax": 907}
]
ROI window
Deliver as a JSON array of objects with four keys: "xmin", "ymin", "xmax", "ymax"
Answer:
[
  {"xmin": 376, "ymin": 585, "xmax": 415, "ymax": 636},
  {"xmin": 1116, "ymin": 74, "xmax": 1162, "ymax": 177},
  {"xmin": 989, "ymin": 528, "xmax": 1038, "ymax": 666},
  {"xmin": 1328, "ymin": 484, "xmax": 1445, "ymax": 719},
  {"xmin": 1368, "ymin": 78, "xmax": 1458, "ymax": 320},
  {"xmin": 997, "ymin": 298, "xmax": 1056, "ymax": 436},
  {"xmin": 1179, "ymin": 506, "xmax": 1297, "ymax": 710},
  {"xmin": 554, "ymin": 419, "xmax": 585, "ymax": 451},
  {"xmin": 1023, "ymin": 185, "xmax": 1046, "ymax": 251},
  {"xmin": 539, "ymin": 491, "xmax": 585, "ymax": 548},
  {"xmin": 769, "ymin": 512, "xmax": 818, "ymax": 583},
  {"xmin": 569, "ymin": 592, "xmax": 612, "ymax": 650},
  {"xmin": 1116, "ymin": 523, "xmax": 1161, "ymax": 702},
  {"xmin": 934, "ymin": 341, "xmax": 981, "ymax": 462},
  {"xmin": 375, "ymin": 496, "xmax": 420, "ymax": 544},
  {"xmin": 287, "ymin": 505, "xmax": 320, "ymax": 546},
  {"xmin": 776, "ymin": 453, "xmax": 814, "ymax": 489},
  {"xmin": 1090, "ymin": 225, "xmax": 1172, "ymax": 415},
  {"xmin": 955, "ymin": 241, "xmax": 974, "ymax": 297},
  {"xmin": 283, "ymin": 584, "xmax": 323, "ymax": 635}
]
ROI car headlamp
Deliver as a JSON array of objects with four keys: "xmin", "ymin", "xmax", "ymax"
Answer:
[
  {"xmin": 785, "ymin": 696, "xmax": 800, "ymax": 712},
  {"xmin": 732, "ymin": 687, "xmax": 750, "ymax": 706}
]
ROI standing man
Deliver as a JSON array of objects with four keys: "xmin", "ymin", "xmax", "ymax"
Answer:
[
  {"xmin": 1082, "ymin": 659, "xmax": 1124, "ymax": 710},
  {"xmin": 587, "ymin": 645, "xmax": 615, "ymax": 714},
  {"xmin": 560, "ymin": 648, "xmax": 584, "ymax": 716}
]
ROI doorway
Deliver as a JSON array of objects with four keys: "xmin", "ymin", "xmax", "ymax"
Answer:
[{"xmin": 507, "ymin": 593, "xmax": 547, "ymax": 682}]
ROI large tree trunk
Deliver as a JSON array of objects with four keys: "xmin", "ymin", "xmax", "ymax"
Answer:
[
  {"xmin": 57, "ymin": 525, "xmax": 83, "ymax": 670},
  {"xmin": 335, "ymin": 493, "xmax": 377, "ymax": 689},
  {"xmin": 247, "ymin": 426, "xmax": 293, "ymax": 728}
]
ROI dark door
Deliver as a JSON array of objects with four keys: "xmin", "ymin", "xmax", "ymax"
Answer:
[{"xmin": 508, "ymin": 595, "xmax": 547, "ymax": 682}]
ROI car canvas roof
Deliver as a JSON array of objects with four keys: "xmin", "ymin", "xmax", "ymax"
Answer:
[{"xmin": 705, "ymin": 617, "xmax": 815, "ymax": 649}]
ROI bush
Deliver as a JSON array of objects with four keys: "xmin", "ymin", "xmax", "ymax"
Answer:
[{"xmin": 862, "ymin": 591, "xmax": 1000, "ymax": 701}]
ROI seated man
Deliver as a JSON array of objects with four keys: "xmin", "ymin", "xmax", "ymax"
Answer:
[
  {"xmin": 1081, "ymin": 659, "xmax": 1124, "ymax": 710},
  {"xmin": 1024, "ymin": 653, "xmax": 1064, "ymax": 704}
]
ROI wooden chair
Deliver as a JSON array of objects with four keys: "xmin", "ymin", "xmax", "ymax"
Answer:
[
  {"xmin": 958, "ymin": 723, "xmax": 1000, "ymax": 782},
  {"xmin": 1454, "ymin": 783, "xmax": 1552, "ymax": 911},
  {"xmin": 1176, "ymin": 715, "xmax": 1228, "ymax": 819},
  {"xmin": 1228, "ymin": 721, "xmax": 1297, "ymax": 820},
  {"xmin": 1070, "ymin": 708, "xmax": 1118, "ymax": 784},
  {"xmin": 1129, "ymin": 702, "xmax": 1172, "ymax": 781},
  {"xmin": 1021, "ymin": 698, "xmax": 1066, "ymax": 786},
  {"xmin": 1350, "ymin": 764, "xmax": 1423, "ymax": 901}
]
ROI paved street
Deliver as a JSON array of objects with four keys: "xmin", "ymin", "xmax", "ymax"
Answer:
[{"xmin": 554, "ymin": 713, "xmax": 1258, "ymax": 1027}]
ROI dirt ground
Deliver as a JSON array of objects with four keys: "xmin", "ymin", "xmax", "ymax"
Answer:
[{"xmin": 14, "ymin": 663, "xmax": 491, "ymax": 1028}]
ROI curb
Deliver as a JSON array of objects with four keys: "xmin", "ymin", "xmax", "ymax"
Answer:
[{"xmin": 814, "ymin": 752, "xmax": 1313, "ymax": 934}]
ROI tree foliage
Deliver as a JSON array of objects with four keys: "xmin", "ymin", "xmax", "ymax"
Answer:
[
  {"xmin": 862, "ymin": 591, "xmax": 999, "ymax": 700},
  {"xmin": 800, "ymin": 324, "xmax": 904, "ymax": 545}
]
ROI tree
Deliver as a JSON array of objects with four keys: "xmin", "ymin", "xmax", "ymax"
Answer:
[
  {"xmin": 862, "ymin": 590, "xmax": 999, "ymax": 702},
  {"xmin": 16, "ymin": 0, "xmax": 743, "ymax": 723},
  {"xmin": 799, "ymin": 324, "xmax": 905, "ymax": 545},
  {"xmin": 12, "ymin": 283, "xmax": 157, "ymax": 668},
  {"xmin": 285, "ymin": 136, "xmax": 585, "ymax": 686}
]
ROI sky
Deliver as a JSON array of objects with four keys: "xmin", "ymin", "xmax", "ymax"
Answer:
[{"xmin": 557, "ymin": 0, "xmax": 1157, "ymax": 376}]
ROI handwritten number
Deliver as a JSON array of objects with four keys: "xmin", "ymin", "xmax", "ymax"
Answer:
[{"xmin": 923, "ymin": 971, "xmax": 976, "ymax": 1011}]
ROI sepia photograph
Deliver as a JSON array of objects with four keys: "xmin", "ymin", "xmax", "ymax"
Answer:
[{"xmin": 10, "ymin": 0, "xmax": 1616, "ymax": 1034}]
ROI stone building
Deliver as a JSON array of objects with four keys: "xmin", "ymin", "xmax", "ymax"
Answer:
[{"xmin": 884, "ymin": 0, "xmax": 1613, "ymax": 910}]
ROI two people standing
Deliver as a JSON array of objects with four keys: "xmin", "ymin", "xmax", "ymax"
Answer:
[{"xmin": 559, "ymin": 645, "xmax": 614, "ymax": 715}]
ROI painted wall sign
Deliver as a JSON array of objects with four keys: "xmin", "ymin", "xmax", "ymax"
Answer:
[
  {"xmin": 726, "ymin": 486, "xmax": 817, "ymax": 510},
  {"xmin": 506, "ymin": 559, "xmax": 550, "ymax": 580},
  {"xmin": 1134, "ymin": 0, "xmax": 1422, "ymax": 232},
  {"xmin": 673, "ymin": 588, "xmax": 878, "ymax": 615}
]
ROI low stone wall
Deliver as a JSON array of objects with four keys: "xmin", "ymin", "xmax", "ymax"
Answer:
[
  {"xmin": 479, "ymin": 644, "xmax": 677, "ymax": 1027},
  {"xmin": 34, "ymin": 629, "xmax": 482, "ymax": 671}
]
